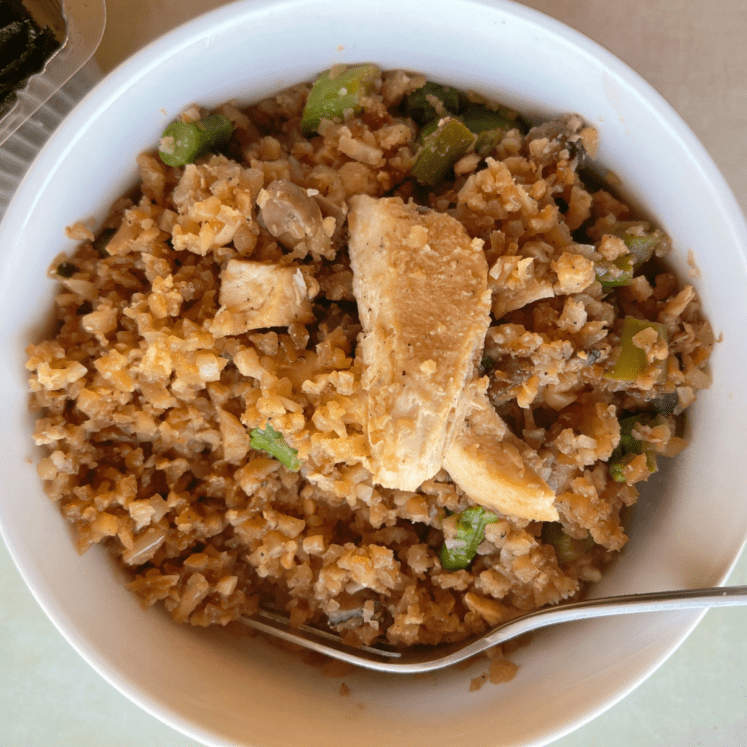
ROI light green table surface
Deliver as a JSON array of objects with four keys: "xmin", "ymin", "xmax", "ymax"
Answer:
[
  {"xmin": 2, "ymin": 540, "xmax": 746, "ymax": 746},
  {"xmin": 2, "ymin": 1, "xmax": 747, "ymax": 745}
]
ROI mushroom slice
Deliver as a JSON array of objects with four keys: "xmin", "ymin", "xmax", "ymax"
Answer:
[
  {"xmin": 347, "ymin": 195, "xmax": 492, "ymax": 491},
  {"xmin": 443, "ymin": 384, "xmax": 558, "ymax": 522},
  {"xmin": 256, "ymin": 180, "xmax": 324, "ymax": 249}
]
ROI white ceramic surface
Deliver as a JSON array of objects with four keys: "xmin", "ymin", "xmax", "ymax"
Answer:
[{"xmin": 1, "ymin": 1, "xmax": 746, "ymax": 746}]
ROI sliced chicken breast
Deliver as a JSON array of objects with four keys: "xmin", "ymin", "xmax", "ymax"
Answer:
[
  {"xmin": 443, "ymin": 383, "xmax": 558, "ymax": 522},
  {"xmin": 348, "ymin": 195, "xmax": 492, "ymax": 490}
]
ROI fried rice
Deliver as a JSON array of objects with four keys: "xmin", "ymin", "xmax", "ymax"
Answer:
[{"xmin": 26, "ymin": 68, "xmax": 713, "ymax": 673}]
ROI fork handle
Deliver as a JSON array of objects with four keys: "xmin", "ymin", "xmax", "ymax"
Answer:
[
  {"xmin": 241, "ymin": 585, "xmax": 747, "ymax": 674},
  {"xmin": 485, "ymin": 584, "xmax": 747, "ymax": 647}
]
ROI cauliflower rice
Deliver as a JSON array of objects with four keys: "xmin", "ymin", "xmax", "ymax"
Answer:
[{"xmin": 26, "ymin": 68, "xmax": 713, "ymax": 675}]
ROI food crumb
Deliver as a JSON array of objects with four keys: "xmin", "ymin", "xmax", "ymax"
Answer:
[
  {"xmin": 469, "ymin": 673, "xmax": 488, "ymax": 691},
  {"xmin": 688, "ymin": 249, "xmax": 701, "ymax": 278},
  {"xmin": 489, "ymin": 657, "xmax": 519, "ymax": 684},
  {"xmin": 604, "ymin": 168, "xmax": 622, "ymax": 186},
  {"xmin": 468, "ymin": 657, "xmax": 519, "ymax": 690},
  {"xmin": 339, "ymin": 683, "xmax": 350, "ymax": 696},
  {"xmin": 64, "ymin": 221, "xmax": 94, "ymax": 242}
]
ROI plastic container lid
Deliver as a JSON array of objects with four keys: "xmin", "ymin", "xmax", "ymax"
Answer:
[
  {"xmin": 0, "ymin": 0, "xmax": 106, "ymax": 220},
  {"xmin": 0, "ymin": 0, "xmax": 106, "ymax": 148}
]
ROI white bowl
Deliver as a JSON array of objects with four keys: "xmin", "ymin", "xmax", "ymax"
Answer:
[{"xmin": 1, "ymin": 1, "xmax": 746, "ymax": 745}]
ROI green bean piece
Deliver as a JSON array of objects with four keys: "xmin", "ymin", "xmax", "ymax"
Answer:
[
  {"xmin": 460, "ymin": 106, "xmax": 513, "ymax": 156},
  {"xmin": 618, "ymin": 414, "xmax": 648, "ymax": 453},
  {"xmin": 609, "ymin": 451, "xmax": 636, "ymax": 482},
  {"xmin": 643, "ymin": 448, "xmax": 659, "ymax": 473},
  {"xmin": 418, "ymin": 105, "xmax": 516, "ymax": 153},
  {"xmin": 416, "ymin": 116, "xmax": 441, "ymax": 144},
  {"xmin": 411, "ymin": 117, "xmax": 475, "ymax": 187},
  {"xmin": 595, "ymin": 226, "xmax": 663, "ymax": 290},
  {"xmin": 249, "ymin": 423, "xmax": 301, "ymax": 471},
  {"xmin": 595, "ymin": 253, "xmax": 635, "ymax": 289},
  {"xmin": 473, "ymin": 129, "xmax": 506, "ymax": 158},
  {"xmin": 541, "ymin": 523, "xmax": 594, "ymax": 563},
  {"xmin": 606, "ymin": 317, "xmax": 668, "ymax": 381},
  {"xmin": 418, "ymin": 106, "xmax": 514, "ymax": 157},
  {"xmin": 609, "ymin": 446, "xmax": 657, "ymax": 482},
  {"xmin": 439, "ymin": 505, "xmax": 499, "ymax": 571},
  {"xmin": 460, "ymin": 105, "xmax": 514, "ymax": 134},
  {"xmin": 93, "ymin": 227, "xmax": 116, "ymax": 258},
  {"xmin": 300, "ymin": 63, "xmax": 380, "ymax": 135},
  {"xmin": 158, "ymin": 113, "xmax": 234, "ymax": 167},
  {"xmin": 613, "ymin": 227, "xmax": 662, "ymax": 268},
  {"xmin": 405, "ymin": 81, "xmax": 461, "ymax": 124},
  {"xmin": 56, "ymin": 261, "xmax": 77, "ymax": 278},
  {"xmin": 608, "ymin": 414, "xmax": 660, "ymax": 481}
]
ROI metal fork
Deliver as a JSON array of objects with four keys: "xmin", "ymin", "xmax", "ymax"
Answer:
[{"xmin": 240, "ymin": 585, "xmax": 747, "ymax": 673}]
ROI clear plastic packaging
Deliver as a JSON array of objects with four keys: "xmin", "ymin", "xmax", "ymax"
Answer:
[
  {"xmin": 0, "ymin": 0, "xmax": 106, "ymax": 219},
  {"xmin": 0, "ymin": 0, "xmax": 106, "ymax": 147}
]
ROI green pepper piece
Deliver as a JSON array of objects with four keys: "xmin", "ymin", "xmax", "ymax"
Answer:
[
  {"xmin": 596, "ymin": 253, "xmax": 635, "ymax": 289},
  {"xmin": 411, "ymin": 117, "xmax": 475, "ymax": 187},
  {"xmin": 300, "ymin": 63, "xmax": 380, "ymax": 135},
  {"xmin": 417, "ymin": 116, "xmax": 441, "ymax": 144},
  {"xmin": 643, "ymin": 448, "xmax": 659, "ymax": 473},
  {"xmin": 609, "ymin": 451, "xmax": 636, "ymax": 482},
  {"xmin": 609, "ymin": 414, "xmax": 660, "ymax": 481},
  {"xmin": 405, "ymin": 81, "xmax": 461, "ymax": 124},
  {"xmin": 439, "ymin": 505, "xmax": 499, "ymax": 571},
  {"xmin": 613, "ymin": 227, "xmax": 661, "ymax": 268},
  {"xmin": 541, "ymin": 523, "xmax": 594, "ymax": 563},
  {"xmin": 462, "ymin": 105, "xmax": 514, "ymax": 156},
  {"xmin": 609, "ymin": 445, "xmax": 657, "ymax": 482},
  {"xmin": 458, "ymin": 105, "xmax": 514, "ymax": 156},
  {"xmin": 158, "ymin": 113, "xmax": 234, "ymax": 167},
  {"xmin": 606, "ymin": 317, "xmax": 668, "ymax": 381},
  {"xmin": 621, "ymin": 414, "xmax": 666, "ymax": 458},
  {"xmin": 595, "ymin": 227, "xmax": 662, "ymax": 290},
  {"xmin": 619, "ymin": 414, "xmax": 648, "ymax": 451},
  {"xmin": 93, "ymin": 227, "xmax": 116, "ymax": 258},
  {"xmin": 418, "ymin": 105, "xmax": 513, "ymax": 154},
  {"xmin": 249, "ymin": 423, "xmax": 301, "ymax": 471},
  {"xmin": 473, "ymin": 129, "xmax": 505, "ymax": 157},
  {"xmin": 460, "ymin": 105, "xmax": 514, "ymax": 134},
  {"xmin": 56, "ymin": 261, "xmax": 77, "ymax": 278}
]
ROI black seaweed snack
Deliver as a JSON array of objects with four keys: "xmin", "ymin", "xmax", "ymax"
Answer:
[{"xmin": 0, "ymin": 0, "xmax": 62, "ymax": 116}]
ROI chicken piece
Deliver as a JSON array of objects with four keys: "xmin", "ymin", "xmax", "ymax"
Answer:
[
  {"xmin": 348, "ymin": 195, "xmax": 492, "ymax": 490},
  {"xmin": 443, "ymin": 384, "xmax": 558, "ymax": 522},
  {"xmin": 208, "ymin": 260, "xmax": 314, "ymax": 337}
]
